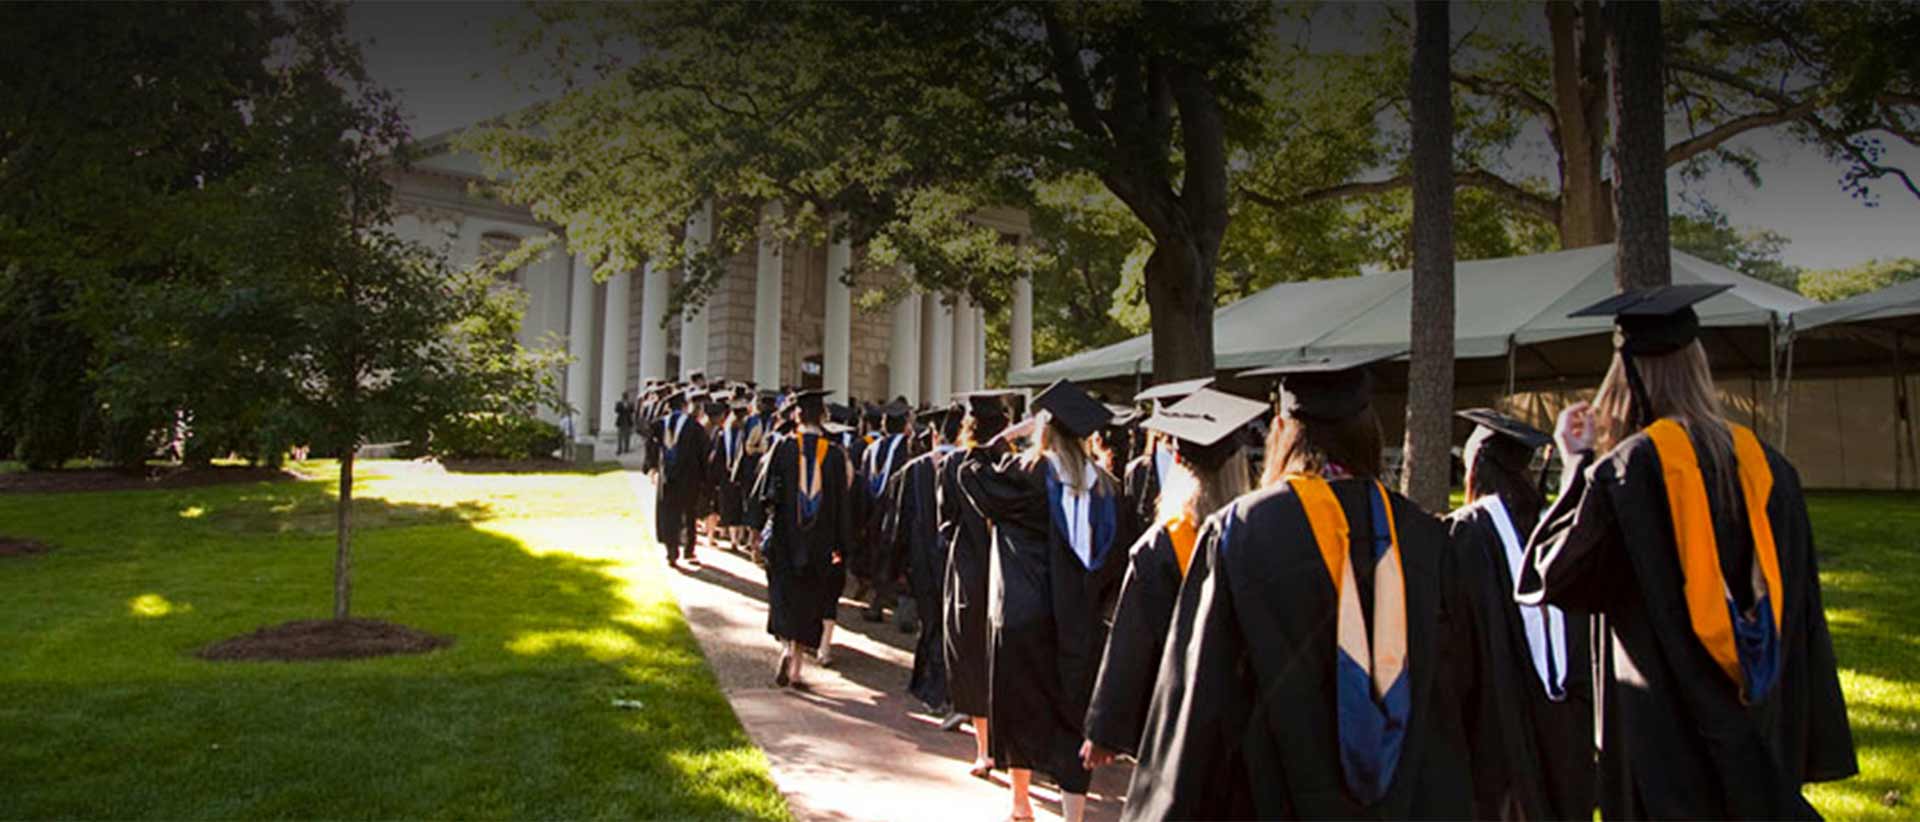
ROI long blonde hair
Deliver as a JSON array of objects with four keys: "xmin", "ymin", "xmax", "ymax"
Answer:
[
  {"xmin": 1022, "ymin": 411, "xmax": 1110, "ymax": 494},
  {"xmin": 1593, "ymin": 341, "xmax": 1736, "ymax": 502},
  {"xmin": 1158, "ymin": 450, "xmax": 1252, "ymax": 524}
]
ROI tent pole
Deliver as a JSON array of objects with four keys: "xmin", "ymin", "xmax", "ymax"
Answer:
[
  {"xmin": 1780, "ymin": 334, "xmax": 1796, "ymax": 453},
  {"xmin": 1897, "ymin": 331, "xmax": 1914, "ymax": 490},
  {"xmin": 1768, "ymin": 317, "xmax": 1779, "ymax": 442},
  {"xmin": 1505, "ymin": 338, "xmax": 1517, "ymax": 405}
]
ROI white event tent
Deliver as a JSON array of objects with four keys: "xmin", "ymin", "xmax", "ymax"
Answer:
[{"xmin": 1010, "ymin": 244, "xmax": 1814, "ymax": 389}]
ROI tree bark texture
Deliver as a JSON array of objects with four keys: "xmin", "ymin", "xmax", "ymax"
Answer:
[
  {"xmin": 334, "ymin": 450, "xmax": 354, "ymax": 620},
  {"xmin": 1401, "ymin": 0, "xmax": 1456, "ymax": 512},
  {"xmin": 1548, "ymin": 0, "xmax": 1615, "ymax": 247},
  {"xmin": 1608, "ymin": 0, "xmax": 1673, "ymax": 289}
]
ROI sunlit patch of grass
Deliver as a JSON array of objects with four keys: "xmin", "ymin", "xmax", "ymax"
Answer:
[{"xmin": 0, "ymin": 463, "xmax": 786, "ymax": 820}]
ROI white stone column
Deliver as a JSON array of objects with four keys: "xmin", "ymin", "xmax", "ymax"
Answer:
[
  {"xmin": 454, "ymin": 218, "xmax": 486, "ymax": 270},
  {"xmin": 920, "ymin": 296, "xmax": 942, "ymax": 405},
  {"xmin": 565, "ymin": 252, "xmax": 595, "ymax": 439},
  {"xmin": 926, "ymin": 298, "xmax": 954, "ymax": 406},
  {"xmin": 889, "ymin": 290, "xmax": 922, "ymax": 403},
  {"xmin": 824, "ymin": 223, "xmax": 853, "ymax": 401},
  {"xmin": 1011, "ymin": 275, "xmax": 1033, "ymax": 376},
  {"xmin": 598, "ymin": 270, "xmax": 632, "ymax": 438},
  {"xmin": 974, "ymin": 305, "xmax": 987, "ymax": 388},
  {"xmin": 679, "ymin": 200, "xmax": 713, "ymax": 379},
  {"xmin": 753, "ymin": 200, "xmax": 785, "ymax": 388},
  {"xmin": 638, "ymin": 260, "xmax": 669, "ymax": 382},
  {"xmin": 951, "ymin": 294, "xmax": 977, "ymax": 395}
]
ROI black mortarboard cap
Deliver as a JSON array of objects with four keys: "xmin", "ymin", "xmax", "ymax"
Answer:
[
  {"xmin": 1144, "ymin": 389, "xmax": 1266, "ymax": 468},
  {"xmin": 1457, "ymin": 408, "xmax": 1550, "ymax": 451},
  {"xmin": 792, "ymin": 388, "xmax": 832, "ymax": 415},
  {"xmin": 1134, "ymin": 377, "xmax": 1213, "ymax": 405},
  {"xmin": 1243, "ymin": 348, "xmax": 1403, "ymax": 422},
  {"xmin": 1568, "ymin": 283, "xmax": 1732, "ymax": 356},
  {"xmin": 955, "ymin": 389, "xmax": 1018, "ymax": 420},
  {"xmin": 1032, "ymin": 380, "xmax": 1109, "ymax": 438},
  {"xmin": 704, "ymin": 398, "xmax": 730, "ymax": 418},
  {"xmin": 883, "ymin": 400, "xmax": 911, "ymax": 421},
  {"xmin": 828, "ymin": 402, "xmax": 853, "ymax": 425}
]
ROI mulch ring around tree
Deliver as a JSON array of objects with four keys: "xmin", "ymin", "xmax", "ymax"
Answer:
[
  {"xmin": 0, "ymin": 536, "xmax": 53, "ymax": 558},
  {"xmin": 196, "ymin": 618, "xmax": 454, "ymax": 662},
  {"xmin": 0, "ymin": 465, "xmax": 298, "ymax": 495}
]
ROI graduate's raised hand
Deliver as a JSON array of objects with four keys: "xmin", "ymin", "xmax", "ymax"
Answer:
[{"xmin": 1555, "ymin": 401, "xmax": 1595, "ymax": 456}]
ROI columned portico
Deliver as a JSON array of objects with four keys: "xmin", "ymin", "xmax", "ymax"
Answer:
[
  {"xmin": 926, "ymin": 297, "xmax": 954, "ymax": 406},
  {"xmin": 753, "ymin": 200, "xmax": 784, "ymax": 388},
  {"xmin": 950, "ymin": 294, "xmax": 977, "ymax": 396},
  {"xmin": 973, "ymin": 304, "xmax": 987, "ymax": 390},
  {"xmin": 597, "ymin": 269, "xmax": 632, "ymax": 438},
  {"xmin": 565, "ymin": 252, "xmax": 594, "ymax": 439},
  {"xmin": 889, "ymin": 290, "xmax": 922, "ymax": 403},
  {"xmin": 639, "ymin": 260, "xmax": 669, "ymax": 382},
  {"xmin": 823, "ymin": 225, "xmax": 853, "ymax": 400},
  {"xmin": 679, "ymin": 200, "xmax": 713, "ymax": 379},
  {"xmin": 1011, "ymin": 276, "xmax": 1033, "ymax": 376}
]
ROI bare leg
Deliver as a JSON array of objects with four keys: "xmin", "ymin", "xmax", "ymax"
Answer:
[
  {"xmin": 970, "ymin": 716, "xmax": 992, "ymax": 774},
  {"xmin": 788, "ymin": 640, "xmax": 806, "ymax": 686},
  {"xmin": 1061, "ymin": 792, "xmax": 1086, "ymax": 822},
  {"xmin": 816, "ymin": 620, "xmax": 836, "ymax": 665},
  {"xmin": 1009, "ymin": 768, "xmax": 1034, "ymax": 820}
]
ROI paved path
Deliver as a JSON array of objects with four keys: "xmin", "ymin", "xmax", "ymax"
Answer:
[{"xmin": 622, "ymin": 469, "xmax": 1131, "ymax": 822}]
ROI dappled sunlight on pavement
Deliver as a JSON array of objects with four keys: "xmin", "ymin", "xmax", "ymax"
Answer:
[{"xmin": 623, "ymin": 471, "xmax": 1131, "ymax": 822}]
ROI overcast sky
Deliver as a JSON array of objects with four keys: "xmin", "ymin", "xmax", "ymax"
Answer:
[{"xmin": 348, "ymin": 1, "xmax": 1918, "ymax": 272}]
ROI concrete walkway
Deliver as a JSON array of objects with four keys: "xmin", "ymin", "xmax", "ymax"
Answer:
[{"xmin": 622, "ymin": 468, "xmax": 1130, "ymax": 822}]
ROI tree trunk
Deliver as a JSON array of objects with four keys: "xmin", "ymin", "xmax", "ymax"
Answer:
[
  {"xmin": 1143, "ymin": 234, "xmax": 1218, "ymax": 382},
  {"xmin": 1547, "ymin": 0, "xmax": 1616, "ymax": 248},
  {"xmin": 334, "ymin": 449, "xmax": 354, "ymax": 621},
  {"xmin": 1401, "ymin": 0, "xmax": 1456, "ymax": 513},
  {"xmin": 1608, "ymin": 1, "xmax": 1672, "ymax": 289}
]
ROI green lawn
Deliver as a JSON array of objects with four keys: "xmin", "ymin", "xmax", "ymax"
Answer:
[
  {"xmin": 0, "ymin": 460, "xmax": 788, "ymax": 820},
  {"xmin": 0, "ymin": 465, "xmax": 1913, "ymax": 819}
]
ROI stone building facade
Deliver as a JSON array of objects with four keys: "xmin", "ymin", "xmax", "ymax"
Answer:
[{"xmin": 383, "ymin": 130, "xmax": 1035, "ymax": 454}]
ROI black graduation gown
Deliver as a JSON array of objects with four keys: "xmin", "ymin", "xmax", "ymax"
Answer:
[
  {"xmin": 709, "ymin": 420, "xmax": 748, "ymax": 526},
  {"xmin": 941, "ymin": 443, "xmax": 1004, "ymax": 717},
  {"xmin": 729, "ymin": 414, "xmax": 774, "ymax": 524},
  {"xmin": 651, "ymin": 412, "xmax": 709, "ymax": 551},
  {"xmin": 860, "ymin": 433, "xmax": 914, "ymax": 583},
  {"xmin": 750, "ymin": 430, "xmax": 853, "ymax": 649},
  {"xmin": 887, "ymin": 447, "xmax": 954, "ymax": 709},
  {"xmin": 960, "ymin": 453, "xmax": 1126, "ymax": 795},
  {"xmin": 1084, "ymin": 522, "xmax": 1184, "ymax": 758},
  {"xmin": 1122, "ymin": 451, "xmax": 1162, "ymax": 545},
  {"xmin": 1123, "ymin": 479, "xmax": 1479, "ymax": 821},
  {"xmin": 1518, "ymin": 434, "xmax": 1856, "ymax": 820},
  {"xmin": 1446, "ymin": 503, "xmax": 1596, "ymax": 821}
]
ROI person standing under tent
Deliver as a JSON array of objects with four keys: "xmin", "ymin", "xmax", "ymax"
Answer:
[
  {"xmin": 1447, "ymin": 408, "xmax": 1595, "ymax": 820},
  {"xmin": 943, "ymin": 389, "xmax": 1016, "ymax": 778},
  {"xmin": 1123, "ymin": 350, "xmax": 1482, "ymax": 820},
  {"xmin": 1082, "ymin": 388, "xmax": 1262, "ymax": 771},
  {"xmin": 885, "ymin": 405, "xmax": 962, "ymax": 717},
  {"xmin": 961, "ymin": 379, "xmax": 1130, "ymax": 822},
  {"xmin": 1520, "ymin": 285, "xmax": 1855, "ymax": 819},
  {"xmin": 749, "ymin": 389, "xmax": 853, "ymax": 690},
  {"xmin": 650, "ymin": 389, "xmax": 710, "ymax": 571}
]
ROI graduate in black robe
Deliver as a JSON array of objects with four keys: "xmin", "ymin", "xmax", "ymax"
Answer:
[
  {"xmin": 960, "ymin": 380, "xmax": 1129, "ymax": 822},
  {"xmin": 1120, "ymin": 378, "xmax": 1210, "ymax": 541},
  {"xmin": 860, "ymin": 401, "xmax": 916, "ymax": 622},
  {"xmin": 731, "ymin": 393, "xmax": 778, "ymax": 560},
  {"xmin": 1124, "ymin": 350, "xmax": 1481, "ymax": 820},
  {"xmin": 749, "ymin": 389, "xmax": 853, "ymax": 689},
  {"xmin": 649, "ymin": 389, "xmax": 710, "ymax": 567},
  {"xmin": 886, "ymin": 406, "xmax": 962, "ymax": 713},
  {"xmin": 1083, "ymin": 388, "xmax": 1263, "ymax": 766},
  {"xmin": 943, "ymin": 390, "xmax": 1015, "ymax": 777},
  {"xmin": 710, "ymin": 399, "xmax": 750, "ymax": 528},
  {"xmin": 1445, "ymin": 408, "xmax": 1595, "ymax": 820},
  {"xmin": 1520, "ymin": 286, "xmax": 1855, "ymax": 820}
]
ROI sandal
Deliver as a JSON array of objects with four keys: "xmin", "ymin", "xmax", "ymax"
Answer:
[{"xmin": 774, "ymin": 651, "xmax": 792, "ymax": 688}]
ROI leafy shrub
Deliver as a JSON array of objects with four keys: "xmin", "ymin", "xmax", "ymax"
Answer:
[{"xmin": 430, "ymin": 413, "xmax": 562, "ymax": 460}]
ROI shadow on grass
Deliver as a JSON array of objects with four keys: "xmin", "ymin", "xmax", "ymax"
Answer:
[
  {"xmin": 439, "ymin": 458, "xmax": 627, "ymax": 476},
  {"xmin": 0, "ymin": 476, "xmax": 785, "ymax": 820}
]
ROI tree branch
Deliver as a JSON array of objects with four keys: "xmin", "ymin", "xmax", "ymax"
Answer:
[
  {"xmin": 1241, "ymin": 168, "xmax": 1560, "ymax": 226},
  {"xmin": 1664, "ymin": 99, "xmax": 1825, "ymax": 168},
  {"xmin": 1451, "ymin": 71, "xmax": 1558, "ymax": 129}
]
